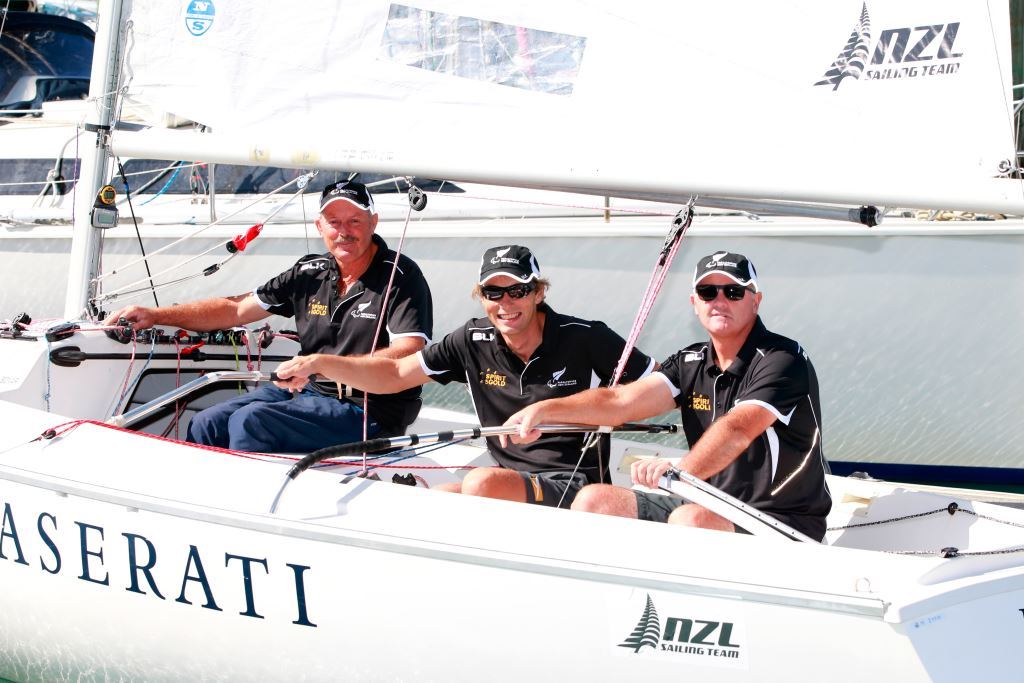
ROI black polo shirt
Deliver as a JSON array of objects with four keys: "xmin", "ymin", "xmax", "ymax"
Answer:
[
  {"xmin": 254, "ymin": 234, "xmax": 433, "ymax": 434},
  {"xmin": 418, "ymin": 304, "xmax": 655, "ymax": 483},
  {"xmin": 656, "ymin": 317, "xmax": 831, "ymax": 539}
]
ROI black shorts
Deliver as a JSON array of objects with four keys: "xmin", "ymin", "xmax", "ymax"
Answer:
[
  {"xmin": 633, "ymin": 490, "xmax": 823, "ymax": 540},
  {"xmin": 634, "ymin": 490, "xmax": 686, "ymax": 522},
  {"xmin": 519, "ymin": 471, "xmax": 591, "ymax": 508}
]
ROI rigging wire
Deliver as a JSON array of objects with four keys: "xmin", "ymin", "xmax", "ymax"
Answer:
[
  {"xmin": 424, "ymin": 188, "xmax": 678, "ymax": 218},
  {"xmin": 71, "ymin": 122, "xmax": 80, "ymax": 240},
  {"xmin": 93, "ymin": 172, "xmax": 314, "ymax": 286},
  {"xmin": 0, "ymin": 0, "xmax": 10, "ymax": 39},
  {"xmin": 359, "ymin": 182, "xmax": 420, "ymax": 469},
  {"xmin": 90, "ymin": 173, "xmax": 315, "ymax": 307},
  {"xmin": 982, "ymin": 0, "xmax": 1024, "ymax": 181},
  {"xmin": 300, "ymin": 183, "xmax": 312, "ymax": 254},
  {"xmin": 115, "ymin": 158, "xmax": 160, "ymax": 307}
]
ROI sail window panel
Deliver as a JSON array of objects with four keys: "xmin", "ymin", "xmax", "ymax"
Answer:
[
  {"xmin": 380, "ymin": 4, "xmax": 586, "ymax": 95},
  {"xmin": 0, "ymin": 158, "xmax": 464, "ymax": 197},
  {"xmin": 114, "ymin": 162, "xmax": 461, "ymax": 197}
]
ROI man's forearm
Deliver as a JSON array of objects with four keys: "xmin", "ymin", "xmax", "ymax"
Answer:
[
  {"xmin": 535, "ymin": 387, "xmax": 632, "ymax": 425},
  {"xmin": 147, "ymin": 297, "xmax": 250, "ymax": 331},
  {"xmin": 312, "ymin": 354, "xmax": 411, "ymax": 394},
  {"xmin": 677, "ymin": 409, "xmax": 767, "ymax": 480}
]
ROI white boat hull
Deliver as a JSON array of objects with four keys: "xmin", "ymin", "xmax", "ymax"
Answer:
[
  {"xmin": 1, "ymin": 399, "xmax": 1023, "ymax": 681},
  {"xmin": 0, "ymin": 329, "xmax": 1021, "ymax": 680}
]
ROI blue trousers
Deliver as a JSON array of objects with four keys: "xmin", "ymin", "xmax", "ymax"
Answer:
[{"xmin": 186, "ymin": 384, "xmax": 379, "ymax": 453}]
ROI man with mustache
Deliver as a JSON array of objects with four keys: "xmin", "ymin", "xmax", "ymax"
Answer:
[{"xmin": 104, "ymin": 180, "xmax": 433, "ymax": 453}]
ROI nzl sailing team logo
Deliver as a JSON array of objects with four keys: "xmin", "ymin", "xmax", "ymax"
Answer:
[
  {"xmin": 185, "ymin": 0, "xmax": 216, "ymax": 37},
  {"xmin": 815, "ymin": 3, "xmax": 963, "ymax": 90},
  {"xmin": 614, "ymin": 594, "xmax": 748, "ymax": 669}
]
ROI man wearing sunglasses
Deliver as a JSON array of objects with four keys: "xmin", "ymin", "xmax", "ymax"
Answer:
[
  {"xmin": 103, "ymin": 180, "xmax": 433, "ymax": 454},
  {"xmin": 502, "ymin": 251, "xmax": 831, "ymax": 541},
  {"xmin": 275, "ymin": 244, "xmax": 655, "ymax": 507}
]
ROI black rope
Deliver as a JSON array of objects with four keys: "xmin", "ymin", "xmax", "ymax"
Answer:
[
  {"xmin": 116, "ymin": 160, "xmax": 160, "ymax": 307},
  {"xmin": 828, "ymin": 501, "xmax": 1024, "ymax": 558}
]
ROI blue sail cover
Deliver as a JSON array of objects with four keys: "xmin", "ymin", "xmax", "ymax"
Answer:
[{"xmin": 0, "ymin": 12, "xmax": 94, "ymax": 112}]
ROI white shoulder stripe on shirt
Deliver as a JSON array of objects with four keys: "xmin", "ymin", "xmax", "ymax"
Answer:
[
  {"xmin": 653, "ymin": 371, "xmax": 681, "ymax": 398},
  {"xmin": 735, "ymin": 399, "xmax": 796, "ymax": 425},
  {"xmin": 416, "ymin": 350, "xmax": 447, "ymax": 376}
]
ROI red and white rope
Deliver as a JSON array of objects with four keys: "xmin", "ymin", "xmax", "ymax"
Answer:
[{"xmin": 610, "ymin": 203, "xmax": 695, "ymax": 388}]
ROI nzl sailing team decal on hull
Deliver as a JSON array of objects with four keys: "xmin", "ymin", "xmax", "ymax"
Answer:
[
  {"xmin": 611, "ymin": 592, "xmax": 748, "ymax": 669},
  {"xmin": 815, "ymin": 3, "xmax": 963, "ymax": 90},
  {"xmin": 185, "ymin": 0, "xmax": 216, "ymax": 37},
  {"xmin": 0, "ymin": 499, "xmax": 317, "ymax": 628}
]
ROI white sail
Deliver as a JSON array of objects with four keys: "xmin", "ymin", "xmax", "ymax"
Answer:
[
  {"xmin": 112, "ymin": 0, "xmax": 1023, "ymax": 212},
  {"xmin": 4, "ymin": 2, "xmax": 1024, "ymax": 678}
]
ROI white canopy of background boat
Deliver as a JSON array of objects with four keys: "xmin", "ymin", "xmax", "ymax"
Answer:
[{"xmin": 1, "ymin": 1, "xmax": 1024, "ymax": 679}]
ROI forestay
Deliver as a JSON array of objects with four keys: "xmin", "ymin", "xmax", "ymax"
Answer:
[{"xmin": 113, "ymin": 0, "xmax": 1024, "ymax": 213}]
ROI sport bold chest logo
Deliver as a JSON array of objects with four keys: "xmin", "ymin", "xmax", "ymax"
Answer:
[
  {"xmin": 307, "ymin": 298, "xmax": 328, "ymax": 317},
  {"xmin": 689, "ymin": 393, "xmax": 711, "ymax": 412},
  {"xmin": 479, "ymin": 368, "xmax": 507, "ymax": 388}
]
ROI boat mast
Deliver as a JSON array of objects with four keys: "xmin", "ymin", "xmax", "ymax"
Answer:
[{"xmin": 64, "ymin": 0, "xmax": 126, "ymax": 320}]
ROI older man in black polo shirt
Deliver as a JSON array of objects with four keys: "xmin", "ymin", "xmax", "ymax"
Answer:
[
  {"xmin": 274, "ymin": 245, "xmax": 654, "ymax": 507},
  {"xmin": 103, "ymin": 180, "xmax": 433, "ymax": 453},
  {"xmin": 503, "ymin": 251, "xmax": 831, "ymax": 540}
]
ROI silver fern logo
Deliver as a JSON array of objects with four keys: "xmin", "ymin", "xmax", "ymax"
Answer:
[
  {"xmin": 350, "ymin": 301, "xmax": 378, "ymax": 320},
  {"xmin": 618, "ymin": 594, "xmax": 661, "ymax": 653},
  {"xmin": 815, "ymin": 3, "xmax": 871, "ymax": 90},
  {"xmin": 547, "ymin": 367, "xmax": 577, "ymax": 388},
  {"xmin": 490, "ymin": 246, "xmax": 514, "ymax": 264},
  {"xmin": 707, "ymin": 251, "xmax": 732, "ymax": 267}
]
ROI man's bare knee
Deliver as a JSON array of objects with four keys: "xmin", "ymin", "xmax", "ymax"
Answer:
[
  {"xmin": 667, "ymin": 504, "xmax": 734, "ymax": 532},
  {"xmin": 571, "ymin": 484, "xmax": 637, "ymax": 518},
  {"xmin": 460, "ymin": 468, "xmax": 524, "ymax": 501},
  {"xmin": 461, "ymin": 468, "xmax": 499, "ymax": 495}
]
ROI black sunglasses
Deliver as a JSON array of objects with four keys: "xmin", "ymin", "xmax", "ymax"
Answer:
[
  {"xmin": 481, "ymin": 282, "xmax": 536, "ymax": 301},
  {"xmin": 694, "ymin": 284, "xmax": 751, "ymax": 302}
]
